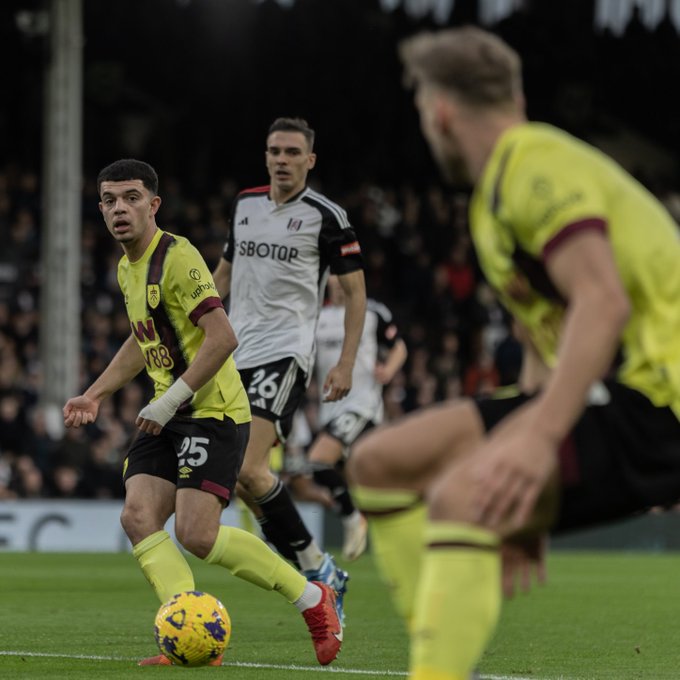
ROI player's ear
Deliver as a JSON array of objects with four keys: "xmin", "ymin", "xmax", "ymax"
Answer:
[
  {"xmin": 150, "ymin": 195, "xmax": 162, "ymax": 215},
  {"xmin": 434, "ymin": 94, "xmax": 454, "ymax": 135},
  {"xmin": 417, "ymin": 84, "xmax": 453, "ymax": 137},
  {"xmin": 308, "ymin": 152, "xmax": 317, "ymax": 170}
]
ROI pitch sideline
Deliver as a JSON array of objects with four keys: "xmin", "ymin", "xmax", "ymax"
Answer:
[{"xmin": 0, "ymin": 649, "xmax": 545, "ymax": 679}]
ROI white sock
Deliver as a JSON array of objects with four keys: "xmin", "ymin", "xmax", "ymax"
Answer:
[
  {"xmin": 293, "ymin": 582, "xmax": 323, "ymax": 612},
  {"xmin": 296, "ymin": 542, "xmax": 325, "ymax": 571},
  {"xmin": 342, "ymin": 509, "xmax": 362, "ymax": 529}
]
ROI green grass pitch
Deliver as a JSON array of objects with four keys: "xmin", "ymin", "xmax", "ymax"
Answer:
[{"xmin": 0, "ymin": 550, "xmax": 678, "ymax": 679}]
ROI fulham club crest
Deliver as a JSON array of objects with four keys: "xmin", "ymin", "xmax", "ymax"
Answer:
[{"xmin": 287, "ymin": 218, "xmax": 302, "ymax": 232}]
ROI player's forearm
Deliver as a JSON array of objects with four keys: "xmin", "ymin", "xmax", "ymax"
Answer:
[
  {"xmin": 381, "ymin": 339, "xmax": 408, "ymax": 382},
  {"xmin": 216, "ymin": 276, "xmax": 231, "ymax": 300},
  {"xmin": 181, "ymin": 328, "xmax": 236, "ymax": 393},
  {"xmin": 338, "ymin": 288, "xmax": 366, "ymax": 369},
  {"xmin": 84, "ymin": 335, "xmax": 146, "ymax": 403},
  {"xmin": 517, "ymin": 340, "xmax": 551, "ymax": 393},
  {"xmin": 531, "ymin": 290, "xmax": 630, "ymax": 441},
  {"xmin": 212, "ymin": 259, "xmax": 232, "ymax": 299},
  {"xmin": 335, "ymin": 270, "xmax": 366, "ymax": 369}
]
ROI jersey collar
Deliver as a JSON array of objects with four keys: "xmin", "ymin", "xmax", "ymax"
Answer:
[
  {"xmin": 269, "ymin": 185, "xmax": 309, "ymax": 209},
  {"xmin": 127, "ymin": 228, "xmax": 164, "ymax": 266}
]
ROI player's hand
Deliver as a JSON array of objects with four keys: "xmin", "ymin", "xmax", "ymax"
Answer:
[
  {"xmin": 501, "ymin": 534, "xmax": 547, "ymax": 598},
  {"xmin": 469, "ymin": 404, "xmax": 559, "ymax": 531},
  {"xmin": 136, "ymin": 377, "xmax": 194, "ymax": 435},
  {"xmin": 63, "ymin": 395, "xmax": 99, "ymax": 428},
  {"xmin": 135, "ymin": 410, "xmax": 164, "ymax": 435},
  {"xmin": 136, "ymin": 398, "xmax": 175, "ymax": 435},
  {"xmin": 322, "ymin": 364, "xmax": 353, "ymax": 402}
]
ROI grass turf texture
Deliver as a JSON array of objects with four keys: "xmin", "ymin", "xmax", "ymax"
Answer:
[{"xmin": 0, "ymin": 551, "xmax": 678, "ymax": 679}]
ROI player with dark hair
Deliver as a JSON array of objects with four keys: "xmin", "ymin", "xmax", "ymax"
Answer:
[
  {"xmin": 348, "ymin": 27, "xmax": 680, "ymax": 680},
  {"xmin": 64, "ymin": 158, "xmax": 344, "ymax": 667},
  {"xmin": 212, "ymin": 119, "xmax": 367, "ymax": 623}
]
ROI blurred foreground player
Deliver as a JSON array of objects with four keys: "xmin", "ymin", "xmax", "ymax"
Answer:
[{"xmin": 348, "ymin": 27, "xmax": 680, "ymax": 680}]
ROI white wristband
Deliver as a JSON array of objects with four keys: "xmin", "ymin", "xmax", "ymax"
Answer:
[{"xmin": 137, "ymin": 378, "xmax": 194, "ymax": 428}]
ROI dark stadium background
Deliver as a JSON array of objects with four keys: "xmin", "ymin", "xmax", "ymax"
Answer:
[
  {"xmin": 2, "ymin": 0, "xmax": 680, "ymax": 195},
  {"xmin": 2, "ymin": 0, "xmax": 680, "ymax": 502}
]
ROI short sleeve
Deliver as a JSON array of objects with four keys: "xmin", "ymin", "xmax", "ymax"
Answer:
[
  {"xmin": 503, "ymin": 141, "xmax": 608, "ymax": 260},
  {"xmin": 167, "ymin": 241, "xmax": 223, "ymax": 325},
  {"xmin": 314, "ymin": 205, "xmax": 364, "ymax": 275}
]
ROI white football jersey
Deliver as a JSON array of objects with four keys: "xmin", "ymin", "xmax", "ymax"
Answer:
[
  {"xmin": 224, "ymin": 185, "xmax": 364, "ymax": 374},
  {"xmin": 315, "ymin": 298, "xmax": 399, "ymax": 426}
]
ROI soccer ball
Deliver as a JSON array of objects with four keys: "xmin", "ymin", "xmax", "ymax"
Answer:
[{"xmin": 154, "ymin": 590, "xmax": 231, "ymax": 667}]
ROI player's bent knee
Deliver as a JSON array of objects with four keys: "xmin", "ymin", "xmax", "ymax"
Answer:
[
  {"xmin": 120, "ymin": 505, "xmax": 154, "ymax": 544},
  {"xmin": 175, "ymin": 523, "xmax": 216, "ymax": 560},
  {"xmin": 348, "ymin": 429, "xmax": 405, "ymax": 487},
  {"xmin": 346, "ymin": 439, "xmax": 380, "ymax": 486},
  {"xmin": 238, "ymin": 464, "xmax": 275, "ymax": 496},
  {"xmin": 427, "ymin": 461, "xmax": 478, "ymax": 524},
  {"xmin": 121, "ymin": 495, "xmax": 174, "ymax": 544}
]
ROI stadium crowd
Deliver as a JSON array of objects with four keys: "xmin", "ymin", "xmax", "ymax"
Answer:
[{"xmin": 1, "ymin": 161, "xmax": 676, "ymax": 501}]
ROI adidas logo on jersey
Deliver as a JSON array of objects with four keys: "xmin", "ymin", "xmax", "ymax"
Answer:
[
  {"xmin": 238, "ymin": 217, "xmax": 248, "ymax": 225},
  {"xmin": 252, "ymin": 398, "xmax": 267, "ymax": 409}
]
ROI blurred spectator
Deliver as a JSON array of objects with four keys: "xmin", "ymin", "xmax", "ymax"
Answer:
[
  {"xmin": 26, "ymin": 404, "xmax": 61, "ymax": 473},
  {"xmin": 49, "ymin": 458, "xmax": 89, "ymax": 499},
  {"xmin": 82, "ymin": 432, "xmax": 125, "ymax": 499},
  {"xmin": 430, "ymin": 327, "xmax": 462, "ymax": 392},
  {"xmin": 10, "ymin": 454, "xmax": 46, "ymax": 499},
  {"xmin": 0, "ymin": 450, "xmax": 17, "ymax": 499},
  {"xmin": 462, "ymin": 348, "xmax": 500, "ymax": 398},
  {"xmin": 0, "ymin": 390, "xmax": 33, "ymax": 456},
  {"xmin": 442, "ymin": 239, "xmax": 476, "ymax": 306},
  {"xmin": 49, "ymin": 427, "xmax": 92, "ymax": 482}
]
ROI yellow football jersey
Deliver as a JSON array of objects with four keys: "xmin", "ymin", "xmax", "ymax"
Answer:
[
  {"xmin": 118, "ymin": 229, "xmax": 251, "ymax": 423},
  {"xmin": 470, "ymin": 122, "xmax": 680, "ymax": 416}
]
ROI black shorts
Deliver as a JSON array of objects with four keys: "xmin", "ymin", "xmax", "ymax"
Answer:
[
  {"xmin": 239, "ymin": 357, "xmax": 307, "ymax": 441},
  {"xmin": 323, "ymin": 411, "xmax": 376, "ymax": 450},
  {"xmin": 475, "ymin": 380, "xmax": 680, "ymax": 534},
  {"xmin": 123, "ymin": 417, "xmax": 250, "ymax": 505}
]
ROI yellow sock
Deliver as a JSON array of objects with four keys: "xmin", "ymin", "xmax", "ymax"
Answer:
[
  {"xmin": 410, "ymin": 522, "xmax": 500, "ymax": 680},
  {"xmin": 205, "ymin": 525, "xmax": 306, "ymax": 602},
  {"xmin": 132, "ymin": 530, "xmax": 195, "ymax": 603},
  {"xmin": 237, "ymin": 497, "xmax": 258, "ymax": 535},
  {"xmin": 352, "ymin": 485, "xmax": 426, "ymax": 626}
]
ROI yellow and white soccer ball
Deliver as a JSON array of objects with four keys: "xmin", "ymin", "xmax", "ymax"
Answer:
[{"xmin": 154, "ymin": 590, "xmax": 231, "ymax": 666}]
